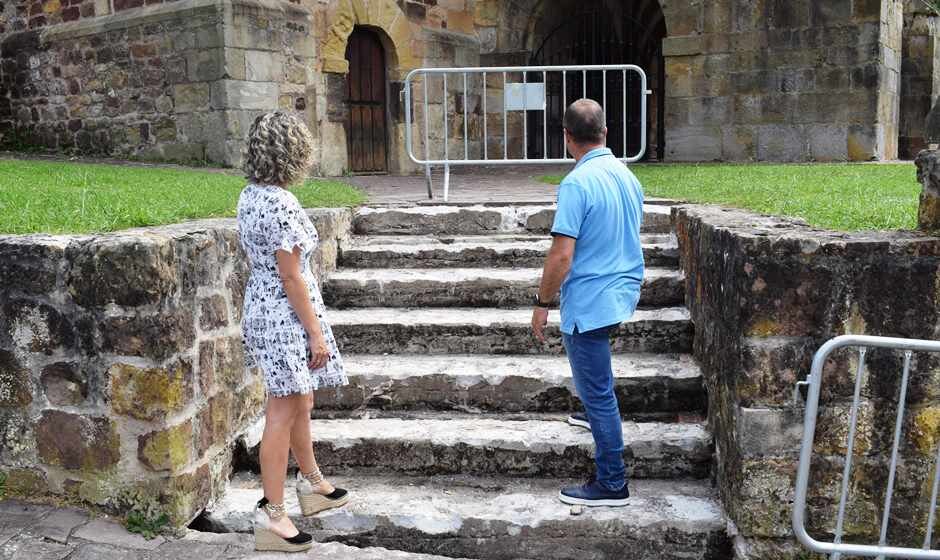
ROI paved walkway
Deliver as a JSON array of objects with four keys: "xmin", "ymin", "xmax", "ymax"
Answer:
[
  {"xmin": 347, "ymin": 165, "xmax": 571, "ymax": 205},
  {"xmin": 0, "ymin": 500, "xmax": 455, "ymax": 560}
]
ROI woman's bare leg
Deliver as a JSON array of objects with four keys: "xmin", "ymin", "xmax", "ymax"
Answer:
[
  {"xmin": 260, "ymin": 395, "xmax": 302, "ymax": 537},
  {"xmin": 291, "ymin": 392, "xmax": 336, "ymax": 494}
]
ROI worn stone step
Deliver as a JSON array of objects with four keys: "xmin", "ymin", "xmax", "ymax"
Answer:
[
  {"xmin": 314, "ymin": 353, "xmax": 706, "ymax": 417},
  {"xmin": 323, "ymin": 267, "xmax": 684, "ymax": 309},
  {"xmin": 210, "ymin": 475, "xmax": 731, "ymax": 560},
  {"xmin": 238, "ymin": 416, "xmax": 712, "ymax": 479},
  {"xmin": 338, "ymin": 233, "xmax": 679, "ymax": 268},
  {"xmin": 352, "ymin": 204, "xmax": 672, "ymax": 236},
  {"xmin": 328, "ymin": 307, "xmax": 692, "ymax": 355}
]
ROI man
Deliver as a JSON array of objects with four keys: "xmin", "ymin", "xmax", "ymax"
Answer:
[{"xmin": 531, "ymin": 99, "xmax": 645, "ymax": 507}]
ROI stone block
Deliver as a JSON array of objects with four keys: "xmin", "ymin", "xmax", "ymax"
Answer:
[
  {"xmin": 36, "ymin": 411, "xmax": 119, "ymax": 471},
  {"xmin": 165, "ymin": 463, "xmax": 211, "ymax": 525},
  {"xmin": 735, "ymin": 407, "xmax": 804, "ymax": 457},
  {"xmin": 40, "ymin": 362, "xmax": 87, "ymax": 406},
  {"xmin": 66, "ymin": 235, "xmax": 177, "ymax": 308},
  {"xmin": 245, "ymin": 50, "xmax": 282, "ymax": 82},
  {"xmin": 186, "ymin": 48, "xmax": 224, "ymax": 82},
  {"xmin": 665, "ymin": 126, "xmax": 722, "ymax": 161},
  {"xmin": 198, "ymin": 294, "xmax": 229, "ymax": 331},
  {"xmin": 847, "ymin": 123, "xmax": 879, "ymax": 160},
  {"xmin": 2, "ymin": 468, "xmax": 48, "ymax": 497},
  {"xmin": 0, "ymin": 237, "xmax": 65, "ymax": 295},
  {"xmin": 808, "ymin": 124, "xmax": 849, "ymax": 161},
  {"xmin": 172, "ymin": 83, "xmax": 210, "ymax": 113},
  {"xmin": 0, "ymin": 350, "xmax": 32, "ymax": 407},
  {"xmin": 917, "ymin": 149, "xmax": 940, "ymax": 231},
  {"xmin": 210, "ymin": 80, "xmax": 277, "ymax": 111},
  {"xmin": 721, "ymin": 125, "xmax": 757, "ymax": 160},
  {"xmin": 109, "ymin": 361, "xmax": 193, "ymax": 421},
  {"xmin": 138, "ymin": 419, "xmax": 194, "ymax": 472},
  {"xmin": 196, "ymin": 391, "xmax": 233, "ymax": 456},
  {"xmin": 756, "ymin": 124, "xmax": 805, "ymax": 161},
  {"xmin": 2, "ymin": 300, "xmax": 74, "ymax": 355}
]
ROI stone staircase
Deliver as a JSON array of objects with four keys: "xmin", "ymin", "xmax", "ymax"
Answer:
[{"xmin": 210, "ymin": 203, "xmax": 732, "ymax": 559}]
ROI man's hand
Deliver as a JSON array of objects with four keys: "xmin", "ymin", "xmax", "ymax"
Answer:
[{"xmin": 532, "ymin": 307, "xmax": 549, "ymax": 343}]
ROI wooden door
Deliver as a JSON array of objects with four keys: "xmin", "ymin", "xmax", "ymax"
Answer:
[{"xmin": 345, "ymin": 29, "xmax": 388, "ymax": 173}]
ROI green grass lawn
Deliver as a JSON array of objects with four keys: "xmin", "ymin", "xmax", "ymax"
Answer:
[
  {"xmin": 540, "ymin": 163, "xmax": 919, "ymax": 231},
  {"xmin": 0, "ymin": 159, "xmax": 366, "ymax": 234}
]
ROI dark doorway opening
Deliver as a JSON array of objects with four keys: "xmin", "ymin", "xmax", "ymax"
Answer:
[
  {"xmin": 528, "ymin": 0, "xmax": 667, "ymax": 161},
  {"xmin": 345, "ymin": 28, "xmax": 388, "ymax": 173}
]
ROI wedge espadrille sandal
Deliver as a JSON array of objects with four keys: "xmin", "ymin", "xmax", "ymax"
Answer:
[
  {"xmin": 296, "ymin": 469, "xmax": 349, "ymax": 516},
  {"xmin": 253, "ymin": 497, "xmax": 313, "ymax": 553}
]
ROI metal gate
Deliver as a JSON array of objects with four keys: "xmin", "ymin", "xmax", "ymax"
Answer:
[
  {"xmin": 793, "ymin": 335, "xmax": 940, "ymax": 559},
  {"xmin": 403, "ymin": 64, "xmax": 650, "ymax": 201}
]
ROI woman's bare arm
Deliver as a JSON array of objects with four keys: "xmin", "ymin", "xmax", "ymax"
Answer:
[{"xmin": 276, "ymin": 247, "xmax": 328, "ymax": 368}]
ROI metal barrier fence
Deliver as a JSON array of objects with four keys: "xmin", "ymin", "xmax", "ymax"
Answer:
[
  {"xmin": 403, "ymin": 64, "xmax": 650, "ymax": 201},
  {"xmin": 793, "ymin": 335, "xmax": 940, "ymax": 559}
]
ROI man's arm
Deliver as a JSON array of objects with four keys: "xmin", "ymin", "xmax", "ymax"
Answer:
[{"xmin": 532, "ymin": 234, "xmax": 576, "ymax": 342}]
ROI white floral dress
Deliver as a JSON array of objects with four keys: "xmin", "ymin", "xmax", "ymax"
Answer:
[{"xmin": 236, "ymin": 184, "xmax": 347, "ymax": 397}]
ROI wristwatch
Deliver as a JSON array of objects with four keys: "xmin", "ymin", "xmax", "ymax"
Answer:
[{"xmin": 534, "ymin": 293, "xmax": 552, "ymax": 308}]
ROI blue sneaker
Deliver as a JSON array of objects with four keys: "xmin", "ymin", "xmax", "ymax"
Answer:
[
  {"xmin": 559, "ymin": 480, "xmax": 630, "ymax": 507},
  {"xmin": 567, "ymin": 412, "xmax": 591, "ymax": 430}
]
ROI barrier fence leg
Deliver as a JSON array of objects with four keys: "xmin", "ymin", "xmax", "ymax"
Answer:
[
  {"xmin": 443, "ymin": 163, "xmax": 451, "ymax": 203},
  {"xmin": 425, "ymin": 164, "xmax": 433, "ymax": 199}
]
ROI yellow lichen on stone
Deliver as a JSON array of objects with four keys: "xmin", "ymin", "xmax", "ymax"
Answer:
[
  {"xmin": 911, "ymin": 407, "xmax": 940, "ymax": 455},
  {"xmin": 42, "ymin": 0, "xmax": 61, "ymax": 15},
  {"xmin": 842, "ymin": 303, "xmax": 867, "ymax": 335},
  {"xmin": 321, "ymin": 0, "xmax": 416, "ymax": 77},
  {"xmin": 747, "ymin": 318, "xmax": 780, "ymax": 337},
  {"xmin": 139, "ymin": 421, "xmax": 193, "ymax": 472},
  {"xmin": 110, "ymin": 363, "xmax": 189, "ymax": 421}
]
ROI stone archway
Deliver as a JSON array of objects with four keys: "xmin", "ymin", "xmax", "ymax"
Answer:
[{"xmin": 320, "ymin": 0, "xmax": 417, "ymax": 79}]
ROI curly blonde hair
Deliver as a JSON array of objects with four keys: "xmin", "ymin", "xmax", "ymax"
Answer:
[{"xmin": 244, "ymin": 111, "xmax": 315, "ymax": 186}]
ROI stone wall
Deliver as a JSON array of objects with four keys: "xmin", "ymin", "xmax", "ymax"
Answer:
[
  {"xmin": 899, "ymin": 2, "xmax": 940, "ymax": 158},
  {"xmin": 0, "ymin": 208, "xmax": 350, "ymax": 526},
  {"xmin": 674, "ymin": 205, "xmax": 940, "ymax": 558},
  {"xmin": 0, "ymin": 0, "xmax": 316, "ymax": 167}
]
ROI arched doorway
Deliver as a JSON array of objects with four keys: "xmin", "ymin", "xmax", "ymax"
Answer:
[
  {"xmin": 345, "ymin": 27, "xmax": 388, "ymax": 173},
  {"xmin": 527, "ymin": 0, "xmax": 667, "ymax": 160}
]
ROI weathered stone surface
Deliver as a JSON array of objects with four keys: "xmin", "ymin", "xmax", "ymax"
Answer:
[
  {"xmin": 323, "ymin": 267, "xmax": 684, "ymax": 309},
  {"xmin": 109, "ymin": 361, "xmax": 192, "ymax": 421},
  {"xmin": 916, "ymin": 149, "xmax": 940, "ymax": 231},
  {"xmin": 242, "ymin": 416, "xmax": 711, "ymax": 479},
  {"xmin": 35, "ymin": 411, "xmax": 119, "ymax": 471},
  {"xmin": 0, "ymin": 350, "xmax": 32, "ymax": 407},
  {"xmin": 0, "ymin": 533, "xmax": 73, "ymax": 560},
  {"xmin": 66, "ymin": 235, "xmax": 178, "ymax": 308},
  {"xmin": 198, "ymin": 294, "xmax": 228, "ymax": 331},
  {"xmin": 213, "ymin": 476, "xmax": 732, "ymax": 560},
  {"xmin": 0, "ymin": 237, "xmax": 66, "ymax": 295},
  {"xmin": 138, "ymin": 419, "xmax": 194, "ymax": 472},
  {"xmin": 329, "ymin": 307, "xmax": 692, "ymax": 355},
  {"xmin": 339, "ymin": 233, "xmax": 680, "ymax": 269},
  {"xmin": 317, "ymin": 353, "xmax": 705, "ymax": 417},
  {"xmin": 0, "ymin": 410, "xmax": 35, "ymax": 466},
  {"xmin": 353, "ymin": 205, "xmax": 673, "ymax": 236},
  {"xmin": 72, "ymin": 519, "xmax": 165, "ymax": 550},
  {"xmin": 99, "ymin": 311, "xmax": 195, "ymax": 361},
  {"xmin": 40, "ymin": 362, "xmax": 86, "ymax": 406},
  {"xmin": 33, "ymin": 508, "xmax": 89, "ymax": 543},
  {"xmin": 2, "ymin": 300, "xmax": 74, "ymax": 354}
]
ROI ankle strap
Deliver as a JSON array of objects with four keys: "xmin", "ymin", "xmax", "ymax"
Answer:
[
  {"xmin": 262, "ymin": 501, "xmax": 286, "ymax": 520},
  {"xmin": 302, "ymin": 467, "xmax": 324, "ymax": 485}
]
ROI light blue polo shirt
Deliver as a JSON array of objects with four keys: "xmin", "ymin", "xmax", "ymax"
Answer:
[{"xmin": 551, "ymin": 147, "xmax": 645, "ymax": 335}]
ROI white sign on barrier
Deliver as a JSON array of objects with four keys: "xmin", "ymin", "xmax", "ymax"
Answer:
[{"xmin": 504, "ymin": 83, "xmax": 546, "ymax": 111}]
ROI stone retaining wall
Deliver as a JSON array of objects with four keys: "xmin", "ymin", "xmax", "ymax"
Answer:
[
  {"xmin": 674, "ymin": 205, "xmax": 940, "ymax": 558},
  {"xmin": 0, "ymin": 208, "xmax": 350, "ymax": 525}
]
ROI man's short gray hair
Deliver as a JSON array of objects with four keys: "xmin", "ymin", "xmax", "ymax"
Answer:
[{"xmin": 563, "ymin": 99, "xmax": 606, "ymax": 145}]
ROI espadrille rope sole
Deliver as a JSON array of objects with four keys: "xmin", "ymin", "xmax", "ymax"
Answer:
[
  {"xmin": 297, "ymin": 490, "xmax": 350, "ymax": 516},
  {"xmin": 253, "ymin": 528, "xmax": 313, "ymax": 553}
]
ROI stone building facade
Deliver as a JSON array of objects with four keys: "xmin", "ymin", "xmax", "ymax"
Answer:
[{"xmin": 0, "ymin": 0, "xmax": 937, "ymax": 172}]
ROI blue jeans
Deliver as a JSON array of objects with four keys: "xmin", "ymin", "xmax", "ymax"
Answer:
[{"xmin": 562, "ymin": 324, "xmax": 626, "ymax": 492}]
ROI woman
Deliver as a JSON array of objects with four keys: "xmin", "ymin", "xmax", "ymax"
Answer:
[{"xmin": 237, "ymin": 111, "xmax": 350, "ymax": 553}]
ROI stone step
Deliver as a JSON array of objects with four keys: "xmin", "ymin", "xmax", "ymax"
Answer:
[
  {"xmin": 338, "ymin": 233, "xmax": 679, "ymax": 269},
  {"xmin": 238, "ymin": 416, "xmax": 712, "ymax": 479},
  {"xmin": 210, "ymin": 474, "xmax": 731, "ymax": 560},
  {"xmin": 352, "ymin": 204, "xmax": 672, "ymax": 236},
  {"xmin": 328, "ymin": 307, "xmax": 692, "ymax": 355},
  {"xmin": 323, "ymin": 267, "xmax": 684, "ymax": 309},
  {"xmin": 316, "ymin": 353, "xmax": 705, "ymax": 417}
]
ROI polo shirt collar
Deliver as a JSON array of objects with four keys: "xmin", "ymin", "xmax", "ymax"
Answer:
[{"xmin": 575, "ymin": 147, "xmax": 614, "ymax": 168}]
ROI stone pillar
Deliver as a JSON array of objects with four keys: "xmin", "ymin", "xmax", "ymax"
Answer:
[{"xmin": 916, "ymin": 149, "xmax": 940, "ymax": 230}]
